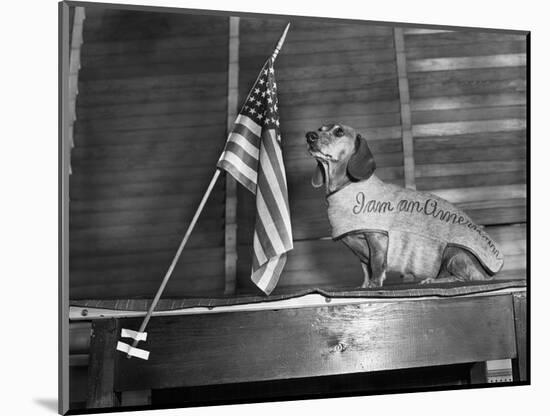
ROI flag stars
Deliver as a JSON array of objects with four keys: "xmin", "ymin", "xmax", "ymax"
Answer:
[
  {"xmin": 254, "ymin": 88, "xmax": 260, "ymax": 94},
  {"xmin": 249, "ymin": 107, "xmax": 256, "ymax": 115}
]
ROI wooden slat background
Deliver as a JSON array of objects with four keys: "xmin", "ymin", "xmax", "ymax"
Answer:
[
  {"xmin": 69, "ymin": 10, "xmax": 527, "ymax": 300},
  {"xmin": 69, "ymin": 9, "xmax": 229, "ymax": 299}
]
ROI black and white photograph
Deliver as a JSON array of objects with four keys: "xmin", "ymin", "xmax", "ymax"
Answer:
[{"xmin": 57, "ymin": 1, "xmax": 530, "ymax": 414}]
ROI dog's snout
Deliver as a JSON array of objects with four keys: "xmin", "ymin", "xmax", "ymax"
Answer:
[{"xmin": 306, "ymin": 131, "xmax": 319, "ymax": 144}]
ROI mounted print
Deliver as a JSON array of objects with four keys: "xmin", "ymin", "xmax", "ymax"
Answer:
[{"xmin": 59, "ymin": 1, "xmax": 529, "ymax": 414}]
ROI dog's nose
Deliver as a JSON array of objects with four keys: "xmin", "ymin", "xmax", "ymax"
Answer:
[{"xmin": 306, "ymin": 131, "xmax": 319, "ymax": 144}]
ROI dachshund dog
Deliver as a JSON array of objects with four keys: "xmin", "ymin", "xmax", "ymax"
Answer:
[{"xmin": 306, "ymin": 123, "xmax": 504, "ymax": 288}]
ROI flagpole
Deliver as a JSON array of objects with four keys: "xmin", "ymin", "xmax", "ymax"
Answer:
[{"xmin": 123, "ymin": 22, "xmax": 290, "ymax": 359}]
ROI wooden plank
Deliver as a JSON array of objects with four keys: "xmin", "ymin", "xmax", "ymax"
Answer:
[
  {"xmin": 394, "ymin": 27, "xmax": 415, "ymax": 189},
  {"xmin": 70, "ymin": 192, "xmax": 224, "ymax": 215},
  {"xmin": 71, "ymin": 140, "xmax": 228, "ymax": 161},
  {"xmin": 408, "ymin": 53, "xmax": 526, "ymax": 72},
  {"xmin": 86, "ymin": 319, "xmax": 120, "ymax": 409},
  {"xmin": 83, "ymin": 34, "xmax": 229, "ymax": 56},
  {"xmin": 74, "ymin": 111, "xmax": 228, "ymax": 133},
  {"xmin": 83, "ymin": 13, "xmax": 228, "ymax": 42},
  {"xmin": 416, "ymin": 159, "xmax": 526, "ymax": 177},
  {"xmin": 402, "ymin": 28, "xmax": 454, "ymax": 36},
  {"xmin": 413, "ymin": 119, "xmax": 526, "ymax": 137},
  {"xmin": 71, "ymin": 274, "xmax": 225, "ymax": 300},
  {"xmin": 408, "ymin": 68, "xmax": 526, "ymax": 99},
  {"xmin": 74, "ymin": 125, "xmax": 225, "ymax": 146},
  {"xmin": 280, "ymin": 99, "xmax": 400, "ymax": 120},
  {"xmin": 78, "ymin": 72, "xmax": 227, "ymax": 96},
  {"xmin": 486, "ymin": 224, "xmax": 526, "ymax": 244},
  {"xmin": 458, "ymin": 198, "xmax": 527, "ymax": 216},
  {"xmin": 69, "ymin": 229, "xmax": 224, "ymax": 256},
  {"xmin": 114, "ymin": 294, "xmax": 517, "ymax": 390},
  {"xmin": 412, "ymin": 144, "xmax": 526, "ymax": 164},
  {"xmin": 70, "ymin": 179, "xmax": 226, "ymax": 200},
  {"xmin": 225, "ymin": 16, "xmax": 239, "ymax": 295},
  {"xmin": 70, "ymin": 164, "xmax": 217, "ymax": 187},
  {"xmin": 414, "ymin": 130, "xmax": 526, "ymax": 152},
  {"xmin": 70, "ymin": 246, "xmax": 222, "ymax": 269},
  {"xmin": 275, "ymin": 74, "xmax": 398, "ymax": 95},
  {"xmin": 512, "ymin": 292, "xmax": 528, "ymax": 381},
  {"xmin": 242, "ymin": 48, "xmax": 396, "ymax": 70},
  {"xmin": 79, "ymin": 58, "xmax": 228, "ymax": 80},
  {"xmin": 77, "ymin": 98, "xmax": 226, "ymax": 120},
  {"xmin": 240, "ymin": 61, "xmax": 396, "ymax": 82},
  {"xmin": 412, "ymin": 105, "xmax": 526, "ymax": 125},
  {"xmin": 70, "ymin": 256, "xmax": 223, "ymax": 284},
  {"xmin": 240, "ymin": 35, "xmax": 394, "ymax": 56},
  {"xmin": 82, "ymin": 45, "xmax": 228, "ymax": 68},
  {"xmin": 430, "ymin": 184, "xmax": 526, "ymax": 204},
  {"xmin": 459, "ymin": 205, "xmax": 526, "ymax": 226},
  {"xmin": 404, "ymin": 31, "xmax": 526, "ymax": 49},
  {"xmin": 416, "ymin": 170, "xmax": 526, "ymax": 191},
  {"xmin": 241, "ymin": 19, "xmax": 392, "ymax": 37},
  {"xmin": 495, "ymin": 269, "xmax": 526, "ymax": 281},
  {"xmin": 411, "ymin": 93, "xmax": 526, "ymax": 111},
  {"xmin": 406, "ymin": 40, "xmax": 526, "ymax": 60},
  {"xmin": 71, "ymin": 147, "xmax": 224, "ymax": 171},
  {"xmin": 70, "ymin": 219, "xmax": 223, "ymax": 243}
]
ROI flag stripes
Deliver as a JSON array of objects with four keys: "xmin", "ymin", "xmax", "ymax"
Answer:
[{"xmin": 217, "ymin": 57, "xmax": 293, "ymax": 294}]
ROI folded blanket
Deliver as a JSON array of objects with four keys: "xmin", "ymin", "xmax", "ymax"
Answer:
[{"xmin": 326, "ymin": 175, "xmax": 504, "ymax": 276}]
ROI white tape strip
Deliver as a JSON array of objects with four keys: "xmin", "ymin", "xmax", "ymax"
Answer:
[
  {"xmin": 120, "ymin": 328, "xmax": 147, "ymax": 342},
  {"xmin": 116, "ymin": 341, "xmax": 150, "ymax": 360}
]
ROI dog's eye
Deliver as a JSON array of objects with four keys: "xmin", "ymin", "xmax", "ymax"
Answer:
[{"xmin": 334, "ymin": 127, "xmax": 344, "ymax": 137}]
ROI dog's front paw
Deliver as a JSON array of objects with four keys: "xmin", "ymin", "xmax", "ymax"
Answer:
[
  {"xmin": 361, "ymin": 280, "xmax": 383, "ymax": 289},
  {"xmin": 419, "ymin": 277, "xmax": 435, "ymax": 285}
]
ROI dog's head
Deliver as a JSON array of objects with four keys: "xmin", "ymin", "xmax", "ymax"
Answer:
[{"xmin": 306, "ymin": 123, "xmax": 376, "ymax": 192}]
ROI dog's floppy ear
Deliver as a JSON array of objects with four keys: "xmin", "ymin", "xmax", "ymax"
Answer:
[
  {"xmin": 347, "ymin": 134, "xmax": 376, "ymax": 181},
  {"xmin": 311, "ymin": 161, "xmax": 325, "ymax": 188}
]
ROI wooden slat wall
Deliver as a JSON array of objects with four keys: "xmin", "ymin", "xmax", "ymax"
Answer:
[
  {"xmin": 404, "ymin": 29, "xmax": 527, "ymax": 280},
  {"xmin": 69, "ymin": 9, "xmax": 229, "ymax": 298},
  {"xmin": 69, "ymin": 10, "xmax": 527, "ymax": 298},
  {"xmin": 236, "ymin": 18, "xmax": 403, "ymax": 292}
]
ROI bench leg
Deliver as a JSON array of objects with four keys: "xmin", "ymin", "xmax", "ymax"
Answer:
[
  {"xmin": 511, "ymin": 292, "xmax": 528, "ymax": 382},
  {"xmin": 86, "ymin": 319, "xmax": 121, "ymax": 409},
  {"xmin": 469, "ymin": 361, "xmax": 488, "ymax": 384}
]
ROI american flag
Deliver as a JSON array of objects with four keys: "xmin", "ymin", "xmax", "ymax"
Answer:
[{"xmin": 217, "ymin": 57, "xmax": 293, "ymax": 295}]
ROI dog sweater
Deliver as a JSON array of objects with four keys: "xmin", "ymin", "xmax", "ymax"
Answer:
[{"xmin": 326, "ymin": 175, "xmax": 504, "ymax": 278}]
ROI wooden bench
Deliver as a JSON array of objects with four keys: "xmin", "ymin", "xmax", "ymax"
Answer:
[{"xmin": 83, "ymin": 288, "xmax": 527, "ymax": 409}]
